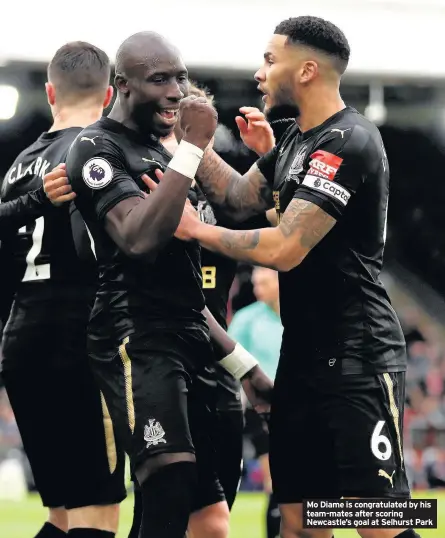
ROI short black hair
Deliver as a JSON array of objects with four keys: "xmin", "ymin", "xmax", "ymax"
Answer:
[
  {"xmin": 274, "ymin": 16, "xmax": 350, "ymax": 74},
  {"xmin": 48, "ymin": 41, "xmax": 110, "ymax": 102}
]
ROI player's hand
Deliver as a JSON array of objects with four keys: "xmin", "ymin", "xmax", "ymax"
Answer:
[
  {"xmin": 241, "ymin": 365, "xmax": 273, "ymax": 421},
  {"xmin": 236, "ymin": 107, "xmax": 275, "ymax": 156},
  {"xmin": 141, "ymin": 170, "xmax": 201, "ymax": 241},
  {"xmin": 180, "ymin": 95, "xmax": 218, "ymax": 150},
  {"xmin": 43, "ymin": 164, "xmax": 76, "ymax": 206}
]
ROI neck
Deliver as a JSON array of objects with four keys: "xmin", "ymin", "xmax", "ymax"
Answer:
[
  {"xmin": 108, "ymin": 99, "xmax": 138, "ymax": 132},
  {"xmin": 297, "ymin": 84, "xmax": 345, "ymax": 133},
  {"xmin": 49, "ymin": 105, "xmax": 103, "ymax": 132}
]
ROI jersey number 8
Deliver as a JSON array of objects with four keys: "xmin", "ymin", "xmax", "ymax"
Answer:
[{"xmin": 202, "ymin": 266, "xmax": 216, "ymax": 289}]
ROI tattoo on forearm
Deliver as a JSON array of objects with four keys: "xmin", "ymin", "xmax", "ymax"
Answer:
[
  {"xmin": 220, "ymin": 229, "xmax": 261, "ymax": 250},
  {"xmin": 197, "ymin": 150, "xmax": 272, "ymax": 216},
  {"xmin": 279, "ymin": 199, "xmax": 336, "ymax": 249}
]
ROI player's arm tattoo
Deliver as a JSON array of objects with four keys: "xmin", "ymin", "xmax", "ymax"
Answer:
[
  {"xmin": 192, "ymin": 198, "xmax": 336, "ymax": 271},
  {"xmin": 279, "ymin": 198, "xmax": 336, "ymax": 249},
  {"xmin": 196, "ymin": 149, "xmax": 273, "ymax": 221}
]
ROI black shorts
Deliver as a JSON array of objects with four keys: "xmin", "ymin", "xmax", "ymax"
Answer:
[
  {"xmin": 90, "ymin": 328, "xmax": 225, "ymax": 512},
  {"xmin": 1, "ymin": 287, "xmax": 126, "ymax": 509},
  {"xmin": 214, "ymin": 409, "xmax": 244, "ymax": 510},
  {"xmin": 2, "ymin": 361, "xmax": 126, "ymax": 509},
  {"xmin": 270, "ymin": 369, "xmax": 410, "ymax": 503}
]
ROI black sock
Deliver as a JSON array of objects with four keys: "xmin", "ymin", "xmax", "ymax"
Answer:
[
  {"xmin": 127, "ymin": 487, "xmax": 143, "ymax": 538},
  {"xmin": 266, "ymin": 493, "xmax": 281, "ymax": 538},
  {"xmin": 34, "ymin": 522, "xmax": 66, "ymax": 538},
  {"xmin": 67, "ymin": 530, "xmax": 114, "ymax": 537},
  {"xmin": 140, "ymin": 461, "xmax": 197, "ymax": 538},
  {"xmin": 395, "ymin": 531, "xmax": 421, "ymax": 538}
]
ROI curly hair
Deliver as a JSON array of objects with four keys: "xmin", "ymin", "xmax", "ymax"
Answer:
[{"xmin": 275, "ymin": 16, "xmax": 350, "ymax": 74}]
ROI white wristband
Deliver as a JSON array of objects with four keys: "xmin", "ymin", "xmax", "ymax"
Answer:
[
  {"xmin": 219, "ymin": 343, "xmax": 258, "ymax": 380},
  {"xmin": 167, "ymin": 140, "xmax": 204, "ymax": 180}
]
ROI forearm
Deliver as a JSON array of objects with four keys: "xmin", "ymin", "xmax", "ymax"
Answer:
[
  {"xmin": 203, "ymin": 306, "xmax": 236, "ymax": 357},
  {"xmin": 195, "ymin": 222, "xmax": 287, "ymax": 271},
  {"xmin": 0, "ymin": 187, "xmax": 50, "ymax": 239},
  {"xmin": 122, "ymin": 170, "xmax": 193, "ymax": 256},
  {"xmin": 202, "ymin": 306, "xmax": 258, "ymax": 379},
  {"xmin": 196, "ymin": 149, "xmax": 272, "ymax": 221}
]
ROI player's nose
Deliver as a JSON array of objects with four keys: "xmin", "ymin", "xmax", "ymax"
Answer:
[
  {"xmin": 165, "ymin": 80, "xmax": 184, "ymax": 102},
  {"xmin": 254, "ymin": 66, "xmax": 266, "ymax": 82}
]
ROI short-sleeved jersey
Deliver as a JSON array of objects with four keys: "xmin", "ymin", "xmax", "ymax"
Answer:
[
  {"xmin": 0, "ymin": 127, "xmax": 97, "ymax": 364},
  {"xmin": 65, "ymin": 117, "xmax": 206, "ymax": 355},
  {"xmin": 0, "ymin": 127, "xmax": 95, "ymax": 289},
  {"xmin": 257, "ymin": 107, "xmax": 406, "ymax": 375}
]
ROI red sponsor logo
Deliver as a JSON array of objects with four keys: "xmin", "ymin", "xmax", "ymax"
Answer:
[{"xmin": 308, "ymin": 150, "xmax": 343, "ymax": 181}]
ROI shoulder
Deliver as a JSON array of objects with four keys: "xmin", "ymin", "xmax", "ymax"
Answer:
[
  {"xmin": 70, "ymin": 122, "xmax": 119, "ymax": 157},
  {"xmin": 315, "ymin": 111, "xmax": 383, "ymax": 172},
  {"xmin": 66, "ymin": 124, "xmax": 124, "ymax": 189}
]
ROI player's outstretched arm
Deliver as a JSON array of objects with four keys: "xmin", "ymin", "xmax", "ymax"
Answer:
[
  {"xmin": 202, "ymin": 305, "xmax": 273, "ymax": 415},
  {"xmin": 0, "ymin": 187, "xmax": 54, "ymax": 239},
  {"xmin": 196, "ymin": 153, "xmax": 274, "ymax": 222},
  {"xmin": 175, "ymin": 197, "xmax": 336, "ymax": 272}
]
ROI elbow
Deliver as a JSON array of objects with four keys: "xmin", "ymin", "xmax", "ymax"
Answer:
[
  {"xmin": 123, "ymin": 238, "xmax": 160, "ymax": 261},
  {"xmin": 271, "ymin": 248, "xmax": 306, "ymax": 272}
]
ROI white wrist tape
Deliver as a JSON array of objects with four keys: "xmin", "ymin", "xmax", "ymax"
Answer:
[
  {"xmin": 219, "ymin": 343, "xmax": 258, "ymax": 380},
  {"xmin": 167, "ymin": 140, "xmax": 204, "ymax": 180}
]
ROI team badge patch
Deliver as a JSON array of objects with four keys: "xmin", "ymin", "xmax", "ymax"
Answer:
[
  {"xmin": 82, "ymin": 158, "xmax": 113, "ymax": 189},
  {"xmin": 286, "ymin": 144, "xmax": 307, "ymax": 182},
  {"xmin": 197, "ymin": 200, "xmax": 217, "ymax": 225},
  {"xmin": 144, "ymin": 419, "xmax": 167, "ymax": 448}
]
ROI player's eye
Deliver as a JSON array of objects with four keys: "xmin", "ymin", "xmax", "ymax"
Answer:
[{"xmin": 177, "ymin": 74, "xmax": 188, "ymax": 83}]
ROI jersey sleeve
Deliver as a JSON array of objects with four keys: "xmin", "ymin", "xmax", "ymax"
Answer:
[
  {"xmin": 66, "ymin": 134, "xmax": 144, "ymax": 221},
  {"xmin": 256, "ymin": 146, "xmax": 279, "ymax": 187},
  {"xmin": 294, "ymin": 125, "xmax": 372, "ymax": 219},
  {"xmin": 0, "ymin": 187, "xmax": 52, "ymax": 239}
]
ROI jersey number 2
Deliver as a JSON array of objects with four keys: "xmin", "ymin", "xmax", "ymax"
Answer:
[{"xmin": 18, "ymin": 217, "xmax": 50, "ymax": 281}]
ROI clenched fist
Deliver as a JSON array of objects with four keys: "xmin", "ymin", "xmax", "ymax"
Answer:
[{"xmin": 180, "ymin": 95, "xmax": 218, "ymax": 150}]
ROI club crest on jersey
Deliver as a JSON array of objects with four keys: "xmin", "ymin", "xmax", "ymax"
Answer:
[
  {"xmin": 286, "ymin": 144, "xmax": 307, "ymax": 182},
  {"xmin": 82, "ymin": 158, "xmax": 113, "ymax": 189},
  {"xmin": 144, "ymin": 419, "xmax": 167, "ymax": 448},
  {"xmin": 197, "ymin": 200, "xmax": 217, "ymax": 225},
  {"xmin": 273, "ymin": 191, "xmax": 281, "ymax": 223}
]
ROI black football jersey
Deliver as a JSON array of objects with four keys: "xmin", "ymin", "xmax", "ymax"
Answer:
[
  {"xmin": 1, "ymin": 127, "xmax": 94, "ymax": 287},
  {"xmin": 0, "ymin": 128, "xmax": 97, "ymax": 367},
  {"xmin": 65, "ymin": 117, "xmax": 206, "ymax": 355},
  {"xmin": 257, "ymin": 107, "xmax": 406, "ymax": 375}
]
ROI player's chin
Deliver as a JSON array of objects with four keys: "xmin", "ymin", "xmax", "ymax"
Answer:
[
  {"xmin": 153, "ymin": 114, "xmax": 177, "ymax": 137},
  {"xmin": 262, "ymin": 94, "xmax": 272, "ymax": 112}
]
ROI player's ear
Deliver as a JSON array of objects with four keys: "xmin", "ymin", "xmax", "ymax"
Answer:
[
  {"xmin": 115, "ymin": 73, "xmax": 129, "ymax": 95},
  {"xmin": 299, "ymin": 60, "xmax": 318, "ymax": 84},
  {"xmin": 103, "ymin": 86, "xmax": 114, "ymax": 109},
  {"xmin": 45, "ymin": 82, "xmax": 56, "ymax": 106}
]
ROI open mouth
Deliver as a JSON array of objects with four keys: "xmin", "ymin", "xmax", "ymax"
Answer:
[{"xmin": 156, "ymin": 109, "xmax": 179, "ymax": 125}]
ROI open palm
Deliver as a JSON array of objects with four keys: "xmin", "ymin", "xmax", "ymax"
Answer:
[{"xmin": 235, "ymin": 106, "xmax": 275, "ymax": 156}]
